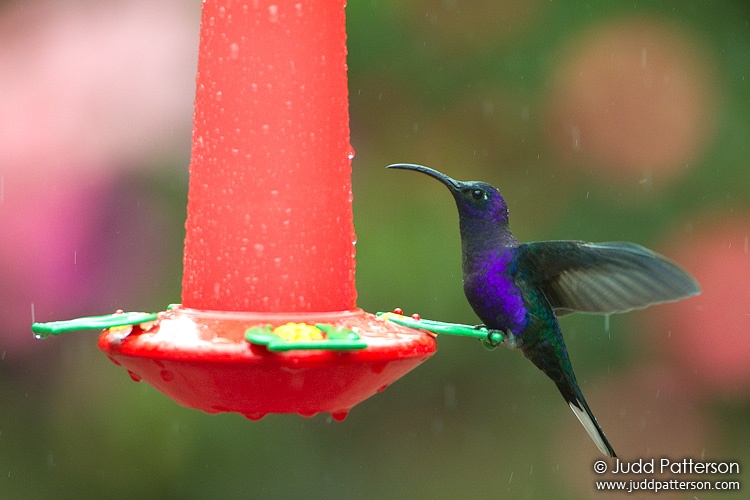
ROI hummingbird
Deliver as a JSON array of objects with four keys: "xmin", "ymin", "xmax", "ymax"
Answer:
[{"xmin": 388, "ymin": 163, "xmax": 700, "ymax": 457}]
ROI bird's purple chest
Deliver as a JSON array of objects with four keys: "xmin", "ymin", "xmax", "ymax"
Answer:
[{"xmin": 463, "ymin": 248, "xmax": 528, "ymax": 335}]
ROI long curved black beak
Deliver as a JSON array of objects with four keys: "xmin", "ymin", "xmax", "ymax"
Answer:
[{"xmin": 386, "ymin": 164, "xmax": 462, "ymax": 192}]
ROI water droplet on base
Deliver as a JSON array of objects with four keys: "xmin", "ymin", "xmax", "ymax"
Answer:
[
  {"xmin": 243, "ymin": 412, "xmax": 267, "ymax": 421},
  {"xmin": 330, "ymin": 410, "xmax": 349, "ymax": 421}
]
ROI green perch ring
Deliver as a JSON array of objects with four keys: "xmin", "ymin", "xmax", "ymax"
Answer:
[{"xmin": 32, "ymin": 307, "xmax": 502, "ymax": 350}]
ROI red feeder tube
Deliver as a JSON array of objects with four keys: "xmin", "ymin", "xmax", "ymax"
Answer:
[
  {"xmin": 98, "ymin": 0, "xmax": 437, "ymax": 419},
  {"xmin": 181, "ymin": 0, "xmax": 356, "ymax": 313}
]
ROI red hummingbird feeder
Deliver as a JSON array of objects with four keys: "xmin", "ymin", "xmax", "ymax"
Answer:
[{"xmin": 33, "ymin": 0, "xmax": 438, "ymax": 420}]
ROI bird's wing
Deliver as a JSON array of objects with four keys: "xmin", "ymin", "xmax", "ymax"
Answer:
[{"xmin": 514, "ymin": 241, "xmax": 700, "ymax": 314}]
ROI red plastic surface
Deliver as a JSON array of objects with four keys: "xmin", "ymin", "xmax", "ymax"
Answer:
[
  {"xmin": 181, "ymin": 0, "xmax": 356, "ymax": 312},
  {"xmin": 99, "ymin": 307, "xmax": 436, "ymax": 419}
]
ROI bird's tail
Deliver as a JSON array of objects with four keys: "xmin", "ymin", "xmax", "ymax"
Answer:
[
  {"xmin": 522, "ymin": 340, "xmax": 617, "ymax": 457},
  {"xmin": 563, "ymin": 377, "xmax": 617, "ymax": 458}
]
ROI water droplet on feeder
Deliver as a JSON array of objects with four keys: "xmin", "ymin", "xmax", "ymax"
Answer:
[
  {"xmin": 268, "ymin": 5, "xmax": 279, "ymax": 22},
  {"xmin": 160, "ymin": 370, "xmax": 175, "ymax": 382},
  {"xmin": 229, "ymin": 43, "xmax": 240, "ymax": 60},
  {"xmin": 294, "ymin": 3, "xmax": 304, "ymax": 17},
  {"xmin": 127, "ymin": 370, "xmax": 143, "ymax": 382}
]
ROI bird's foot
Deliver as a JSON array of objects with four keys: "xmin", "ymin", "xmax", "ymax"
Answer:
[{"xmin": 480, "ymin": 329, "xmax": 504, "ymax": 350}]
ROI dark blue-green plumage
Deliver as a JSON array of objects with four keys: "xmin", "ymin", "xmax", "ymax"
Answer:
[{"xmin": 388, "ymin": 164, "xmax": 700, "ymax": 457}]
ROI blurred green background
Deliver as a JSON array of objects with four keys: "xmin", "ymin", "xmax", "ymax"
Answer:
[{"xmin": 1, "ymin": 0, "xmax": 749, "ymax": 498}]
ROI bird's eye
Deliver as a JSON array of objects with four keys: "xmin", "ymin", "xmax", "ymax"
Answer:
[{"xmin": 471, "ymin": 189, "xmax": 486, "ymax": 201}]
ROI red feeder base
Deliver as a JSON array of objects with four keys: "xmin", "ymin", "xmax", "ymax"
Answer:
[{"xmin": 99, "ymin": 306, "xmax": 437, "ymax": 420}]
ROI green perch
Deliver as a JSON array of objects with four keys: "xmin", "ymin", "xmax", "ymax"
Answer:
[
  {"xmin": 376, "ymin": 311, "xmax": 503, "ymax": 349},
  {"xmin": 32, "ymin": 311, "xmax": 158, "ymax": 339}
]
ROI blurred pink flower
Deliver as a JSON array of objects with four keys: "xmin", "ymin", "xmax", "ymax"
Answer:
[
  {"xmin": 545, "ymin": 18, "xmax": 719, "ymax": 187},
  {"xmin": 650, "ymin": 217, "xmax": 750, "ymax": 398}
]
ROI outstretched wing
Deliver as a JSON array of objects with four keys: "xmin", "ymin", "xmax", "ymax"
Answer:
[{"xmin": 514, "ymin": 241, "xmax": 700, "ymax": 314}]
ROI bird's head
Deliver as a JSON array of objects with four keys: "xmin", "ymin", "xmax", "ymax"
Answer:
[{"xmin": 387, "ymin": 164, "xmax": 509, "ymax": 228}]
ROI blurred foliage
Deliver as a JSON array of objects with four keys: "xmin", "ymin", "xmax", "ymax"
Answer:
[{"xmin": 2, "ymin": 1, "xmax": 749, "ymax": 499}]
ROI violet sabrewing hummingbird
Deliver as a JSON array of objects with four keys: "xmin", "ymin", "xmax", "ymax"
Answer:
[{"xmin": 387, "ymin": 163, "xmax": 700, "ymax": 457}]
